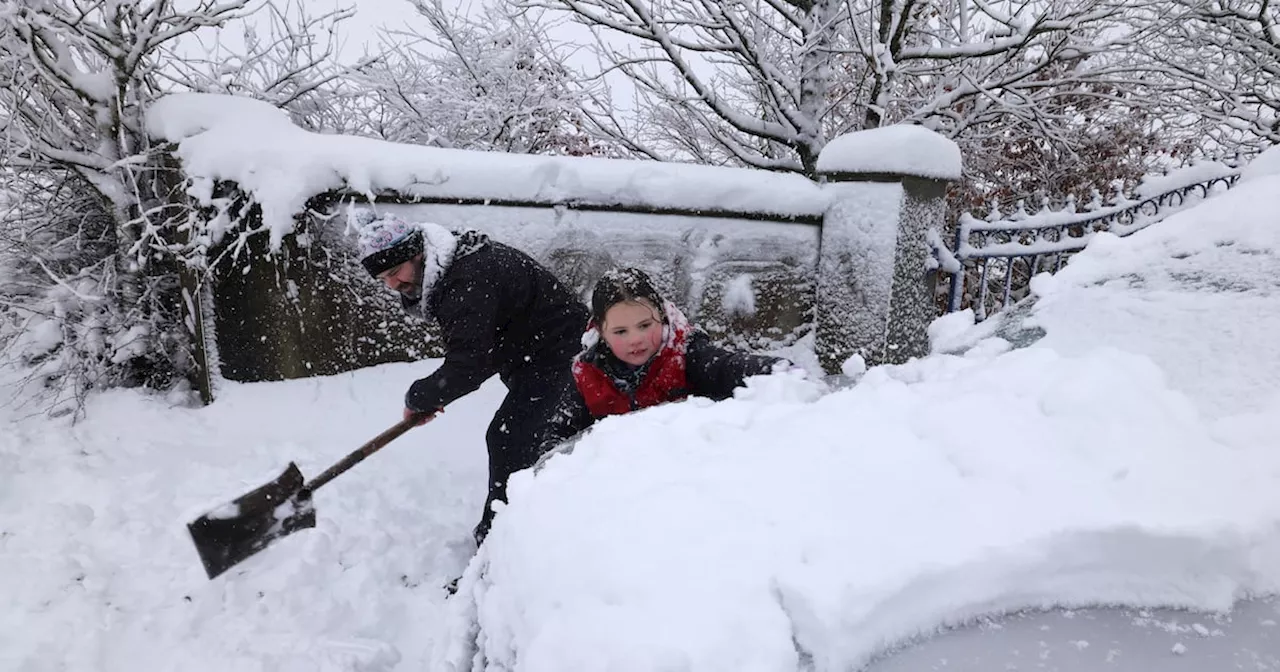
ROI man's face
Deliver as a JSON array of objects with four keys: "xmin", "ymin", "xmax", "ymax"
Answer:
[{"xmin": 378, "ymin": 255, "xmax": 423, "ymax": 298}]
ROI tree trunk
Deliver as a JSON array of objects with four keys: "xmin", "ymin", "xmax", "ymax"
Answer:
[{"xmin": 797, "ymin": 0, "xmax": 839, "ymax": 176}]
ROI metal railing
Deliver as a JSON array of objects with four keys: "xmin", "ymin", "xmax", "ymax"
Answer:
[{"xmin": 943, "ymin": 169, "xmax": 1242, "ymax": 320}]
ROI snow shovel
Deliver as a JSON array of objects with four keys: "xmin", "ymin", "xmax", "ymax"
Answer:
[{"xmin": 187, "ymin": 413, "xmax": 430, "ymax": 579}]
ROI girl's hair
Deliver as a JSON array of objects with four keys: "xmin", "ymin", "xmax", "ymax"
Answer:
[{"xmin": 590, "ymin": 267, "xmax": 667, "ymax": 326}]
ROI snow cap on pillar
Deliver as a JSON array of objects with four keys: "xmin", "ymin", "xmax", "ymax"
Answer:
[{"xmin": 816, "ymin": 125, "xmax": 963, "ymax": 181}]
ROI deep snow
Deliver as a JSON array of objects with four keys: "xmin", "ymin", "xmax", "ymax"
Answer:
[
  {"xmin": 435, "ymin": 173, "xmax": 1280, "ymax": 670},
  {"xmin": 4, "ymin": 106, "xmax": 1279, "ymax": 672}
]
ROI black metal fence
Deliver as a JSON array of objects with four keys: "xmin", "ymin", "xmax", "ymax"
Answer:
[{"xmin": 943, "ymin": 169, "xmax": 1243, "ymax": 320}]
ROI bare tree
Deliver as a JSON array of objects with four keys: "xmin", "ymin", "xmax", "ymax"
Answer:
[
  {"xmin": 0, "ymin": 1, "xmax": 252, "ymax": 415},
  {"xmin": 0, "ymin": 1, "xmax": 362, "ymax": 415},
  {"xmin": 947, "ymin": 69, "xmax": 1191, "ymax": 220},
  {"xmin": 525, "ymin": 0, "xmax": 1163, "ymax": 179},
  {"xmin": 157, "ymin": 0, "xmax": 381, "ymax": 135},
  {"xmin": 1138, "ymin": 0, "xmax": 1280, "ymax": 154},
  {"xmin": 351, "ymin": 0, "xmax": 605, "ymax": 155}
]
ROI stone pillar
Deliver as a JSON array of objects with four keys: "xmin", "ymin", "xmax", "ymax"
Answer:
[{"xmin": 813, "ymin": 125, "xmax": 961, "ymax": 373}]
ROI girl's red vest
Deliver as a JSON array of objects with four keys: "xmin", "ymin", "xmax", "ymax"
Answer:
[{"xmin": 572, "ymin": 302, "xmax": 692, "ymax": 418}]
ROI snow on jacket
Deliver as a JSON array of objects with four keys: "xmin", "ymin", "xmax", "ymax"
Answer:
[
  {"xmin": 543, "ymin": 302, "xmax": 786, "ymax": 450},
  {"xmin": 402, "ymin": 231, "xmax": 589, "ymax": 414}
]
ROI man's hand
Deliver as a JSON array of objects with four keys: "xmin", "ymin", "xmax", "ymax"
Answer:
[{"xmin": 404, "ymin": 408, "xmax": 437, "ymax": 426}]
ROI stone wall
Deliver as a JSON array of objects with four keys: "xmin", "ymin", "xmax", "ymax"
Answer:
[{"xmin": 196, "ymin": 126, "xmax": 960, "ymax": 385}]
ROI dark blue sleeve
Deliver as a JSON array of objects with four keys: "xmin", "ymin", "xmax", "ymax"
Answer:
[
  {"xmin": 404, "ymin": 275, "xmax": 500, "ymax": 412},
  {"xmin": 683, "ymin": 331, "xmax": 787, "ymax": 401},
  {"xmin": 536, "ymin": 383, "xmax": 595, "ymax": 454}
]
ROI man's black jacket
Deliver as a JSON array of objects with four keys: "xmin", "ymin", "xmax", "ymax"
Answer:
[{"xmin": 404, "ymin": 240, "xmax": 588, "ymax": 413}]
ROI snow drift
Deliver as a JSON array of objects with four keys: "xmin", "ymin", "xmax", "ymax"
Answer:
[{"xmin": 436, "ymin": 170, "xmax": 1280, "ymax": 671}]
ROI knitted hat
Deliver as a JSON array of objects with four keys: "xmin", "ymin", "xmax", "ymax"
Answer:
[
  {"xmin": 357, "ymin": 213, "xmax": 424, "ymax": 278},
  {"xmin": 590, "ymin": 267, "xmax": 667, "ymax": 325}
]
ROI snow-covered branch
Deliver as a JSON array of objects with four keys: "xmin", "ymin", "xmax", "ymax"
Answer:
[
  {"xmin": 528, "ymin": 0, "xmax": 841, "ymax": 173},
  {"xmin": 532, "ymin": 0, "xmax": 1166, "ymax": 178},
  {"xmin": 344, "ymin": 0, "xmax": 603, "ymax": 156},
  {"xmin": 156, "ymin": 1, "xmax": 375, "ymax": 134},
  {"xmin": 0, "ymin": 0, "xmax": 349, "ymax": 413},
  {"xmin": 1133, "ymin": 0, "xmax": 1280, "ymax": 148}
]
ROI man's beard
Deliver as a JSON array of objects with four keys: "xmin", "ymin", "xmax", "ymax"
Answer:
[{"xmin": 396, "ymin": 260, "xmax": 424, "ymax": 303}]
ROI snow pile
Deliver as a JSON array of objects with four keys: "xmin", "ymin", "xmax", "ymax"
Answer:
[
  {"xmin": 721, "ymin": 274, "xmax": 757, "ymax": 318},
  {"xmin": 815, "ymin": 125, "xmax": 963, "ymax": 180},
  {"xmin": 145, "ymin": 92, "xmax": 294, "ymax": 139},
  {"xmin": 146, "ymin": 93, "xmax": 827, "ymax": 251},
  {"xmin": 1240, "ymin": 144, "xmax": 1280, "ymax": 183},
  {"xmin": 1023, "ymin": 172, "xmax": 1280, "ymax": 418},
  {"xmin": 437, "ymin": 166, "xmax": 1280, "ymax": 670},
  {"xmin": 443, "ymin": 355, "xmax": 1280, "ymax": 671}
]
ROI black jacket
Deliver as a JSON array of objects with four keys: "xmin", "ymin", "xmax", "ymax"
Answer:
[
  {"xmin": 404, "ymin": 240, "xmax": 589, "ymax": 413},
  {"xmin": 542, "ymin": 330, "xmax": 785, "ymax": 451}
]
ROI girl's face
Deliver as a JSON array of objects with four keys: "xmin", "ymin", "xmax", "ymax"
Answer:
[{"xmin": 601, "ymin": 300, "xmax": 664, "ymax": 366}]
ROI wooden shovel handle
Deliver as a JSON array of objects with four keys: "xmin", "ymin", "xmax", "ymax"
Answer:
[{"xmin": 303, "ymin": 413, "xmax": 431, "ymax": 493}]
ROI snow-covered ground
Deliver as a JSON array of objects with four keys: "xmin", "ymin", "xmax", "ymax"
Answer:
[
  {"xmin": 439, "ymin": 154, "xmax": 1280, "ymax": 670},
  {"xmin": 4, "ymin": 154, "xmax": 1280, "ymax": 670},
  {"xmin": 1, "ymin": 364, "xmax": 495, "ymax": 671}
]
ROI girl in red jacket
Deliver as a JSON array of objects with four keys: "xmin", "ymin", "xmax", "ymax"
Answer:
[{"xmin": 541, "ymin": 267, "xmax": 788, "ymax": 451}]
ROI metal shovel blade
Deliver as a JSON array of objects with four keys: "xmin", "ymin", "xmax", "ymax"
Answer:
[{"xmin": 187, "ymin": 462, "xmax": 317, "ymax": 579}]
